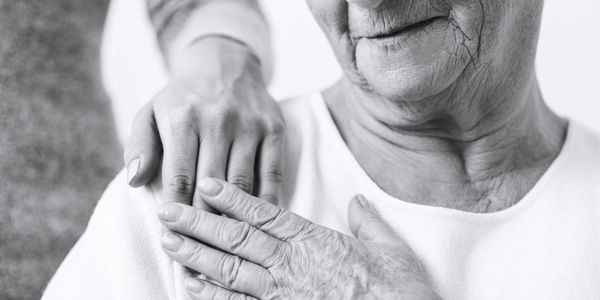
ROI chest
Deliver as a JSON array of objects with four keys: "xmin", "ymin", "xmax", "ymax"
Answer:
[{"xmin": 280, "ymin": 164, "xmax": 600, "ymax": 300}]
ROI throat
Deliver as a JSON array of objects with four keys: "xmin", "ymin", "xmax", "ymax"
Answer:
[{"xmin": 323, "ymin": 82, "xmax": 567, "ymax": 213}]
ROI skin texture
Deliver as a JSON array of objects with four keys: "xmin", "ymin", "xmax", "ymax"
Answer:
[
  {"xmin": 159, "ymin": 179, "xmax": 441, "ymax": 299},
  {"xmin": 126, "ymin": 0, "xmax": 284, "ymax": 209},
  {"xmin": 0, "ymin": 0, "xmax": 121, "ymax": 298},
  {"xmin": 159, "ymin": 0, "xmax": 567, "ymax": 297},
  {"xmin": 309, "ymin": 0, "xmax": 566, "ymax": 212}
]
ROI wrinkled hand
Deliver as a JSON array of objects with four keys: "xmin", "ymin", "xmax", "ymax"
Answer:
[
  {"xmin": 123, "ymin": 37, "xmax": 284, "ymax": 210},
  {"xmin": 157, "ymin": 178, "xmax": 440, "ymax": 299}
]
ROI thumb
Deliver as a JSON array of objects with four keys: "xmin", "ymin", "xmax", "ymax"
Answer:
[
  {"xmin": 348, "ymin": 195, "xmax": 400, "ymax": 244},
  {"xmin": 124, "ymin": 104, "xmax": 161, "ymax": 187}
]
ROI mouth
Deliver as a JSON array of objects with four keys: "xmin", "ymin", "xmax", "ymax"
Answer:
[{"xmin": 364, "ymin": 16, "xmax": 447, "ymax": 40}]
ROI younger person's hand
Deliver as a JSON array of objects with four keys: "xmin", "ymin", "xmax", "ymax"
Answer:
[{"xmin": 123, "ymin": 37, "xmax": 284, "ymax": 210}]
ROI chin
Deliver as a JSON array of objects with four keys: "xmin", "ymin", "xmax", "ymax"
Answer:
[
  {"xmin": 361, "ymin": 60, "xmax": 464, "ymax": 102},
  {"xmin": 354, "ymin": 21, "xmax": 471, "ymax": 102}
]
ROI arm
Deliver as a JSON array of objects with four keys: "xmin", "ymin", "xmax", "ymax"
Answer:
[
  {"xmin": 124, "ymin": 0, "xmax": 284, "ymax": 211},
  {"xmin": 148, "ymin": 0, "xmax": 272, "ymax": 81}
]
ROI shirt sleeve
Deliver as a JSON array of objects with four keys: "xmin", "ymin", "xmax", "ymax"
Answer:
[
  {"xmin": 167, "ymin": 0, "xmax": 273, "ymax": 82},
  {"xmin": 42, "ymin": 170, "xmax": 190, "ymax": 300}
]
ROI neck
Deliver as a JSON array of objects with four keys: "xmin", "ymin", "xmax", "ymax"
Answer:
[{"xmin": 325, "ymin": 76, "xmax": 567, "ymax": 213}]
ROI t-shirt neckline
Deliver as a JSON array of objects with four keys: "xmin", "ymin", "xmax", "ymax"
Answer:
[{"xmin": 310, "ymin": 91, "xmax": 575, "ymax": 225}]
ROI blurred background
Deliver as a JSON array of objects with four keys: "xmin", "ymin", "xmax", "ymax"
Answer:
[{"xmin": 104, "ymin": 0, "xmax": 600, "ymax": 145}]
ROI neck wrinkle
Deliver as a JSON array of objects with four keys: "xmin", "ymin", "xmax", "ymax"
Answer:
[{"xmin": 325, "ymin": 75, "xmax": 566, "ymax": 185}]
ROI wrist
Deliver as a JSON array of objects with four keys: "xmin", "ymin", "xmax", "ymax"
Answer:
[
  {"xmin": 170, "ymin": 36, "xmax": 264, "ymax": 84},
  {"xmin": 164, "ymin": 0, "xmax": 272, "ymax": 82}
]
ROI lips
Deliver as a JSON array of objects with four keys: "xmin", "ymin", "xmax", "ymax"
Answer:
[{"xmin": 357, "ymin": 15, "xmax": 448, "ymax": 40}]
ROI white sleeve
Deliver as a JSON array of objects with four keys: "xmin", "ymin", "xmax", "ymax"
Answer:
[
  {"xmin": 167, "ymin": 1, "xmax": 273, "ymax": 82},
  {"xmin": 42, "ymin": 170, "xmax": 190, "ymax": 300}
]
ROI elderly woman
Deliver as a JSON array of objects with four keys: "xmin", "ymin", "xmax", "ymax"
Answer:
[{"xmin": 44, "ymin": 0, "xmax": 600, "ymax": 299}]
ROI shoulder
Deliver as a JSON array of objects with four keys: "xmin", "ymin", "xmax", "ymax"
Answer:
[
  {"xmin": 564, "ymin": 121, "xmax": 600, "ymax": 173},
  {"xmin": 277, "ymin": 92, "xmax": 332, "ymax": 148},
  {"xmin": 554, "ymin": 121, "xmax": 600, "ymax": 201},
  {"xmin": 278, "ymin": 92, "xmax": 324, "ymax": 127},
  {"xmin": 276, "ymin": 92, "xmax": 327, "ymax": 206},
  {"xmin": 43, "ymin": 170, "xmax": 173, "ymax": 299}
]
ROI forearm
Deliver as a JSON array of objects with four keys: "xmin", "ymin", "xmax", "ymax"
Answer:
[{"xmin": 147, "ymin": 0, "xmax": 272, "ymax": 81}]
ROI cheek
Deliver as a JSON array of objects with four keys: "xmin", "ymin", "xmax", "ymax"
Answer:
[
  {"xmin": 355, "ymin": 21, "xmax": 473, "ymax": 101},
  {"xmin": 353, "ymin": 1, "xmax": 490, "ymax": 101},
  {"xmin": 308, "ymin": 0, "xmax": 369, "ymax": 86},
  {"xmin": 446, "ymin": 0, "xmax": 514, "ymax": 65}
]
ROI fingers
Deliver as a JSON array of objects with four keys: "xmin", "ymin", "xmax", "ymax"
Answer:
[
  {"xmin": 256, "ymin": 133, "xmax": 284, "ymax": 204},
  {"xmin": 185, "ymin": 277, "xmax": 257, "ymax": 300},
  {"xmin": 193, "ymin": 137, "xmax": 231, "ymax": 210},
  {"xmin": 124, "ymin": 104, "xmax": 161, "ymax": 187},
  {"xmin": 154, "ymin": 107, "xmax": 200, "ymax": 204},
  {"xmin": 226, "ymin": 134, "xmax": 259, "ymax": 195},
  {"xmin": 196, "ymin": 178, "xmax": 312, "ymax": 241},
  {"xmin": 347, "ymin": 195, "xmax": 401, "ymax": 244},
  {"xmin": 158, "ymin": 203, "xmax": 287, "ymax": 268},
  {"xmin": 161, "ymin": 232, "xmax": 275, "ymax": 298}
]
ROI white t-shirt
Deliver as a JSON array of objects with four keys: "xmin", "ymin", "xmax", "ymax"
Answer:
[{"xmin": 43, "ymin": 93, "xmax": 600, "ymax": 300}]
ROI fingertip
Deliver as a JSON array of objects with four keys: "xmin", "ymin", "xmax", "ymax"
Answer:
[
  {"xmin": 185, "ymin": 277, "xmax": 206, "ymax": 294},
  {"xmin": 197, "ymin": 177, "xmax": 224, "ymax": 197},
  {"xmin": 348, "ymin": 194, "xmax": 372, "ymax": 213},
  {"xmin": 347, "ymin": 195, "xmax": 364, "ymax": 237},
  {"xmin": 126, "ymin": 157, "xmax": 142, "ymax": 186},
  {"xmin": 356, "ymin": 194, "xmax": 377, "ymax": 213},
  {"xmin": 126, "ymin": 154, "xmax": 160, "ymax": 187},
  {"xmin": 193, "ymin": 177, "xmax": 228, "ymax": 212},
  {"xmin": 348, "ymin": 194, "xmax": 379, "ymax": 238},
  {"xmin": 161, "ymin": 231, "xmax": 184, "ymax": 252}
]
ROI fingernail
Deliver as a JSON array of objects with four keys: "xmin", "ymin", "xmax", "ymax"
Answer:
[
  {"xmin": 158, "ymin": 204, "xmax": 183, "ymax": 222},
  {"xmin": 356, "ymin": 194, "xmax": 369, "ymax": 208},
  {"xmin": 357, "ymin": 194, "xmax": 377, "ymax": 211},
  {"xmin": 162, "ymin": 232, "xmax": 183, "ymax": 251},
  {"xmin": 185, "ymin": 278, "xmax": 205, "ymax": 293},
  {"xmin": 127, "ymin": 158, "xmax": 141, "ymax": 184},
  {"xmin": 198, "ymin": 178, "xmax": 223, "ymax": 196}
]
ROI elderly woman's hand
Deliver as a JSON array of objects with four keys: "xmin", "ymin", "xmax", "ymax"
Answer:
[
  {"xmin": 124, "ymin": 37, "xmax": 284, "ymax": 209},
  {"xmin": 157, "ymin": 178, "xmax": 440, "ymax": 300}
]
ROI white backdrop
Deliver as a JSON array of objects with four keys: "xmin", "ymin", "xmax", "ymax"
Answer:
[{"xmin": 102, "ymin": 0, "xmax": 600, "ymax": 144}]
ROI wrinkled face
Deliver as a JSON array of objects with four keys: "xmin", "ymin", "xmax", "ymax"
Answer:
[{"xmin": 307, "ymin": 0, "xmax": 544, "ymax": 103}]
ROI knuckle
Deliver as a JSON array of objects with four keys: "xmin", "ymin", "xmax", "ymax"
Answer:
[
  {"xmin": 225, "ymin": 293, "xmax": 238, "ymax": 300},
  {"xmin": 233, "ymin": 294, "xmax": 254, "ymax": 300},
  {"xmin": 260, "ymin": 193, "xmax": 279, "ymax": 204},
  {"xmin": 124, "ymin": 143, "xmax": 160, "ymax": 163},
  {"xmin": 207, "ymin": 104, "xmax": 238, "ymax": 131},
  {"xmin": 266, "ymin": 120, "xmax": 285, "ymax": 136},
  {"xmin": 262, "ymin": 166, "xmax": 283, "ymax": 184},
  {"xmin": 218, "ymin": 255, "xmax": 243, "ymax": 287},
  {"xmin": 223, "ymin": 222, "xmax": 253, "ymax": 253},
  {"xmin": 223, "ymin": 291, "xmax": 243, "ymax": 300},
  {"xmin": 168, "ymin": 174, "xmax": 195, "ymax": 196},
  {"xmin": 228, "ymin": 174, "xmax": 253, "ymax": 193},
  {"xmin": 237, "ymin": 124, "xmax": 261, "ymax": 139},
  {"xmin": 186, "ymin": 210, "xmax": 204, "ymax": 232},
  {"xmin": 249, "ymin": 202, "xmax": 283, "ymax": 230},
  {"xmin": 184, "ymin": 244, "xmax": 205, "ymax": 264},
  {"xmin": 263, "ymin": 241, "xmax": 289, "ymax": 268},
  {"xmin": 214, "ymin": 289, "xmax": 236, "ymax": 300},
  {"xmin": 220, "ymin": 188, "xmax": 245, "ymax": 212},
  {"xmin": 167, "ymin": 109, "xmax": 196, "ymax": 133}
]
